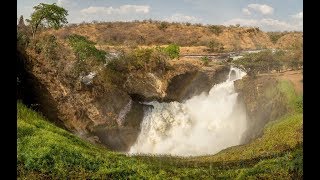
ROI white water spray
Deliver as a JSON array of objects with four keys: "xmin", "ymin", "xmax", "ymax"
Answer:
[{"xmin": 129, "ymin": 67, "xmax": 247, "ymax": 156}]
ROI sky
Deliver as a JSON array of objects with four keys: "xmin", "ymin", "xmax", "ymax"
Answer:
[{"xmin": 17, "ymin": 0, "xmax": 303, "ymax": 32}]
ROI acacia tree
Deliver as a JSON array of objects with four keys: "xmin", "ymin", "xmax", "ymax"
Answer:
[{"xmin": 27, "ymin": 3, "xmax": 68, "ymax": 38}]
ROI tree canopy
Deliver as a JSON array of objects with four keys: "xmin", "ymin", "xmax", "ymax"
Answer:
[{"xmin": 27, "ymin": 3, "xmax": 68, "ymax": 37}]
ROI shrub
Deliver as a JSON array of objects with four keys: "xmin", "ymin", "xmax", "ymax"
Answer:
[
  {"xmin": 163, "ymin": 44, "xmax": 180, "ymax": 59},
  {"xmin": 233, "ymin": 50, "xmax": 287, "ymax": 75},
  {"xmin": 200, "ymin": 56, "xmax": 209, "ymax": 66},
  {"xmin": 207, "ymin": 40, "xmax": 224, "ymax": 53},
  {"xmin": 40, "ymin": 35, "xmax": 58, "ymax": 60},
  {"xmin": 107, "ymin": 47, "xmax": 170, "ymax": 74},
  {"xmin": 267, "ymin": 32, "xmax": 288, "ymax": 44},
  {"xmin": 67, "ymin": 34, "xmax": 107, "ymax": 62},
  {"xmin": 17, "ymin": 30, "xmax": 30, "ymax": 49},
  {"xmin": 158, "ymin": 21, "xmax": 169, "ymax": 31},
  {"xmin": 208, "ymin": 25, "xmax": 223, "ymax": 35}
]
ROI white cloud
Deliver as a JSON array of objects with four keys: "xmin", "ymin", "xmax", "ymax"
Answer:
[
  {"xmin": 57, "ymin": 0, "xmax": 74, "ymax": 8},
  {"xmin": 223, "ymin": 18, "xmax": 302, "ymax": 31},
  {"xmin": 81, "ymin": 5, "xmax": 150, "ymax": 15},
  {"xmin": 165, "ymin": 13, "xmax": 200, "ymax": 23},
  {"xmin": 242, "ymin": 8, "xmax": 251, "ymax": 15},
  {"xmin": 292, "ymin": 11, "xmax": 303, "ymax": 19},
  {"xmin": 247, "ymin": 4, "xmax": 274, "ymax": 15}
]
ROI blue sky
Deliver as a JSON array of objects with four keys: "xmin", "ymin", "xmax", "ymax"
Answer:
[{"xmin": 17, "ymin": 0, "xmax": 303, "ymax": 31}]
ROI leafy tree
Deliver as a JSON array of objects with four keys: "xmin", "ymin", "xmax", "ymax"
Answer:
[
  {"xmin": 67, "ymin": 34, "xmax": 107, "ymax": 62},
  {"xmin": 27, "ymin": 3, "xmax": 68, "ymax": 38},
  {"xmin": 18, "ymin": 15, "xmax": 25, "ymax": 28}
]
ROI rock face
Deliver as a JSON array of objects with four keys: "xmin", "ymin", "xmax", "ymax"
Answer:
[
  {"xmin": 165, "ymin": 66, "xmax": 230, "ymax": 102},
  {"xmin": 124, "ymin": 59, "xmax": 230, "ymax": 102},
  {"xmin": 234, "ymin": 75, "xmax": 289, "ymax": 144},
  {"xmin": 18, "ymin": 48, "xmax": 230, "ymax": 151},
  {"xmin": 124, "ymin": 73, "xmax": 166, "ymax": 101}
]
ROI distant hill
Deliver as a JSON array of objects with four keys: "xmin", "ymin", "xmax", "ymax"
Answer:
[
  {"xmin": 45, "ymin": 21, "xmax": 302, "ymax": 52},
  {"xmin": 275, "ymin": 33, "xmax": 303, "ymax": 49}
]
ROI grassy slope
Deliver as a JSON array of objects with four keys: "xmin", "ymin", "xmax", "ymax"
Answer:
[{"xmin": 17, "ymin": 80, "xmax": 302, "ymax": 179}]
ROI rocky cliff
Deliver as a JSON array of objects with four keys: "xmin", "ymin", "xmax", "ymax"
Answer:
[
  {"xmin": 18, "ymin": 41, "xmax": 230, "ymax": 151},
  {"xmin": 234, "ymin": 75, "xmax": 291, "ymax": 144}
]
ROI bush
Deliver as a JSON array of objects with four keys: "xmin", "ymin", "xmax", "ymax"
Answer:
[
  {"xmin": 40, "ymin": 35, "xmax": 58, "ymax": 60},
  {"xmin": 200, "ymin": 56, "xmax": 209, "ymax": 66},
  {"xmin": 107, "ymin": 47, "xmax": 170, "ymax": 74},
  {"xmin": 207, "ymin": 40, "xmax": 224, "ymax": 53},
  {"xmin": 67, "ymin": 34, "xmax": 107, "ymax": 62},
  {"xmin": 233, "ymin": 50, "xmax": 288, "ymax": 75},
  {"xmin": 163, "ymin": 44, "xmax": 180, "ymax": 59},
  {"xmin": 267, "ymin": 32, "xmax": 288, "ymax": 44},
  {"xmin": 208, "ymin": 25, "xmax": 223, "ymax": 35},
  {"xmin": 17, "ymin": 30, "xmax": 30, "ymax": 49},
  {"xmin": 158, "ymin": 22, "xmax": 169, "ymax": 31}
]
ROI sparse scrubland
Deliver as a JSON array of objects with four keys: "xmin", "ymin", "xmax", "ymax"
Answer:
[{"xmin": 17, "ymin": 3, "xmax": 302, "ymax": 179}]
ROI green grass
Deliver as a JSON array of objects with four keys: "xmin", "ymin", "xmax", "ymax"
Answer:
[
  {"xmin": 277, "ymin": 80, "xmax": 303, "ymax": 113},
  {"xmin": 17, "ymin": 78, "xmax": 303, "ymax": 179}
]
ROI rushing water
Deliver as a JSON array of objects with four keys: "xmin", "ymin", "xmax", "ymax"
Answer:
[{"xmin": 129, "ymin": 67, "xmax": 247, "ymax": 156}]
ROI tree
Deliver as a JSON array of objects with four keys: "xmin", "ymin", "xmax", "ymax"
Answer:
[
  {"xmin": 27, "ymin": 3, "xmax": 68, "ymax": 38},
  {"xmin": 18, "ymin": 15, "xmax": 25, "ymax": 28}
]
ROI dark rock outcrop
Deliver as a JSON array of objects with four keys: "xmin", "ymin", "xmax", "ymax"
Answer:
[{"xmin": 165, "ymin": 66, "xmax": 230, "ymax": 102}]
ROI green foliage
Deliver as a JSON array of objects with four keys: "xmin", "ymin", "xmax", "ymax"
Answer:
[
  {"xmin": 163, "ymin": 44, "xmax": 180, "ymax": 59},
  {"xmin": 68, "ymin": 34, "xmax": 107, "ymax": 62},
  {"xmin": 17, "ymin": 30, "xmax": 30, "ymax": 49},
  {"xmin": 107, "ymin": 47, "xmax": 169, "ymax": 74},
  {"xmin": 267, "ymin": 32, "xmax": 288, "ymax": 44},
  {"xmin": 39, "ymin": 35, "xmax": 58, "ymax": 60},
  {"xmin": 18, "ymin": 101, "xmax": 302, "ymax": 179},
  {"xmin": 233, "ymin": 50, "xmax": 283, "ymax": 75},
  {"xmin": 276, "ymin": 80, "xmax": 303, "ymax": 113},
  {"xmin": 16, "ymin": 70, "xmax": 303, "ymax": 179},
  {"xmin": 208, "ymin": 25, "xmax": 223, "ymax": 35},
  {"xmin": 207, "ymin": 40, "xmax": 224, "ymax": 53},
  {"xmin": 158, "ymin": 21, "xmax": 169, "ymax": 31},
  {"xmin": 237, "ymin": 145, "xmax": 302, "ymax": 179},
  {"xmin": 200, "ymin": 56, "xmax": 209, "ymax": 66},
  {"xmin": 27, "ymin": 3, "xmax": 68, "ymax": 37}
]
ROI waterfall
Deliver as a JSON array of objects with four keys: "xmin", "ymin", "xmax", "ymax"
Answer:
[{"xmin": 129, "ymin": 67, "xmax": 247, "ymax": 156}]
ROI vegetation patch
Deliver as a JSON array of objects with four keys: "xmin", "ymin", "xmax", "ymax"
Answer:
[
  {"xmin": 233, "ymin": 50, "xmax": 302, "ymax": 76},
  {"xmin": 17, "ymin": 101, "xmax": 302, "ymax": 179},
  {"xmin": 67, "ymin": 34, "xmax": 107, "ymax": 62}
]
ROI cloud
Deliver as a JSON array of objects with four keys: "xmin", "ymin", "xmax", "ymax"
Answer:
[
  {"xmin": 165, "ymin": 13, "xmax": 201, "ymax": 23},
  {"xmin": 242, "ymin": 8, "xmax": 251, "ymax": 15},
  {"xmin": 57, "ymin": 0, "xmax": 75, "ymax": 8},
  {"xmin": 247, "ymin": 4, "xmax": 274, "ymax": 15},
  {"xmin": 81, "ymin": 5, "xmax": 150, "ymax": 15},
  {"xmin": 292, "ymin": 11, "xmax": 303, "ymax": 19},
  {"xmin": 223, "ymin": 18, "xmax": 302, "ymax": 31}
]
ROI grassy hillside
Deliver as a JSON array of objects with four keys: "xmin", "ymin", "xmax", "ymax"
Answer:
[
  {"xmin": 17, "ymin": 79, "xmax": 302, "ymax": 179},
  {"xmin": 43, "ymin": 21, "xmax": 279, "ymax": 52},
  {"xmin": 275, "ymin": 33, "xmax": 303, "ymax": 50}
]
